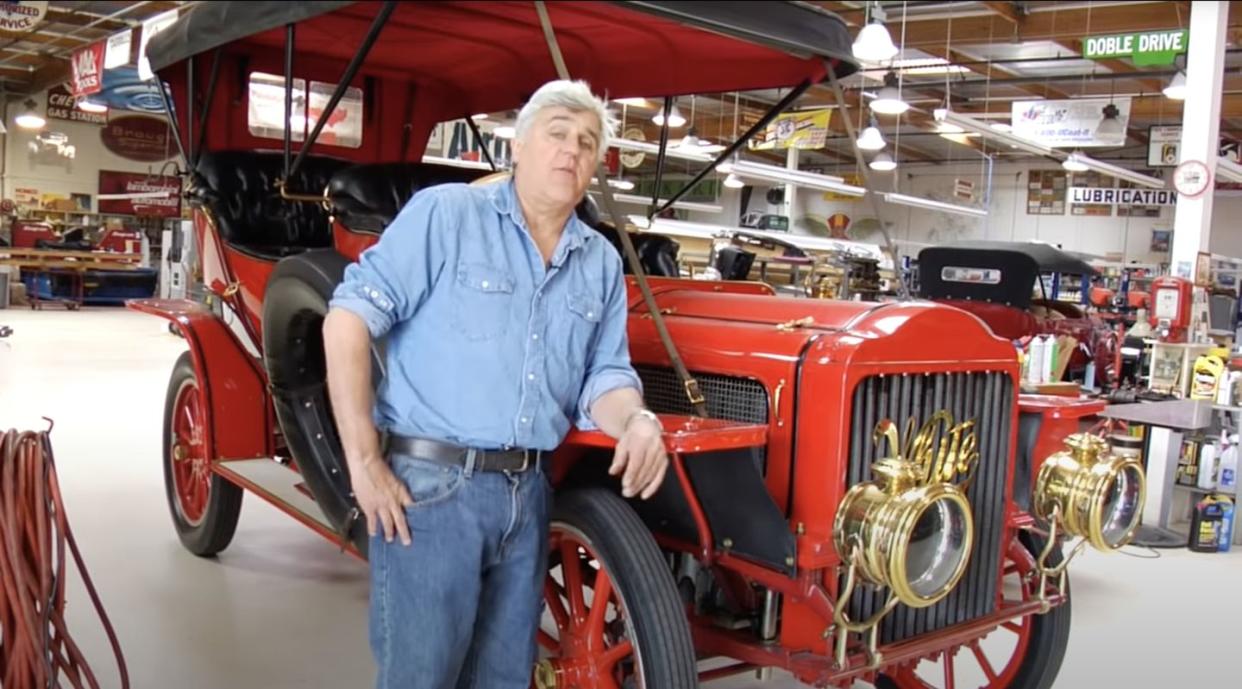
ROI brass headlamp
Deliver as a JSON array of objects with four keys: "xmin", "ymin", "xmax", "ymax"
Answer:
[
  {"xmin": 1034, "ymin": 433, "xmax": 1146, "ymax": 551},
  {"xmin": 834, "ymin": 416, "xmax": 976, "ymax": 609}
]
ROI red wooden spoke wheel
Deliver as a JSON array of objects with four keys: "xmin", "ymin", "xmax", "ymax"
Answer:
[
  {"xmin": 170, "ymin": 375, "xmax": 210, "ymax": 525},
  {"xmin": 877, "ymin": 534, "xmax": 1072, "ymax": 689},
  {"xmin": 162, "ymin": 352, "xmax": 243, "ymax": 557},
  {"xmin": 534, "ymin": 488, "xmax": 697, "ymax": 689}
]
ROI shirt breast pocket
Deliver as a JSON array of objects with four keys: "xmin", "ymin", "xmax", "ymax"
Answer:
[
  {"xmin": 563, "ymin": 291, "xmax": 602, "ymax": 366},
  {"xmin": 450, "ymin": 262, "xmax": 515, "ymax": 341}
]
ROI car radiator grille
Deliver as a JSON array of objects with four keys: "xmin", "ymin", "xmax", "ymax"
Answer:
[
  {"xmin": 635, "ymin": 365, "xmax": 768, "ymax": 424},
  {"xmin": 846, "ymin": 371, "xmax": 1014, "ymax": 644}
]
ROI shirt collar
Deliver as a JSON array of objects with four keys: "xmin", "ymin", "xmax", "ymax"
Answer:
[{"xmin": 487, "ymin": 177, "xmax": 591, "ymax": 257}]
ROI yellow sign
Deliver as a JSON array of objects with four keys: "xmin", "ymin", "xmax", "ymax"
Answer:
[
  {"xmin": 873, "ymin": 410, "xmax": 981, "ymax": 490},
  {"xmin": 822, "ymin": 173, "xmax": 864, "ymax": 202},
  {"xmin": 748, "ymin": 109, "xmax": 831, "ymax": 150}
]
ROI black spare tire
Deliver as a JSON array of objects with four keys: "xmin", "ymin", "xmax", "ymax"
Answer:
[{"xmin": 262, "ymin": 248, "xmax": 384, "ymax": 557}]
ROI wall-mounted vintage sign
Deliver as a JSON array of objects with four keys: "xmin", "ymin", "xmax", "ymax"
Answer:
[
  {"xmin": 1012, "ymin": 97, "xmax": 1132, "ymax": 148},
  {"xmin": 104, "ymin": 29, "xmax": 135, "ymax": 69},
  {"xmin": 0, "ymin": 1, "xmax": 47, "ymax": 34},
  {"xmin": 98, "ymin": 170, "xmax": 181, "ymax": 217},
  {"xmin": 1083, "ymin": 30, "xmax": 1187, "ymax": 66},
  {"xmin": 100, "ymin": 115, "xmax": 173, "ymax": 162},
  {"xmin": 46, "ymin": 84, "xmax": 108, "ymax": 125},
  {"xmin": 1146, "ymin": 125, "xmax": 1239, "ymax": 168},
  {"xmin": 1068, "ymin": 186, "xmax": 1177, "ymax": 206}
]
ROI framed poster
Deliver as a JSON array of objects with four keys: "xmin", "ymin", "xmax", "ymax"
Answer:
[
  {"xmin": 1027, "ymin": 170, "xmax": 1067, "ymax": 215},
  {"xmin": 1150, "ymin": 230, "xmax": 1171, "ymax": 252}
]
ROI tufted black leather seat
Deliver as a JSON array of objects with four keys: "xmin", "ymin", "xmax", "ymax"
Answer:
[
  {"xmin": 326, "ymin": 162, "xmax": 489, "ymax": 234},
  {"xmin": 189, "ymin": 150, "xmax": 351, "ymax": 258}
]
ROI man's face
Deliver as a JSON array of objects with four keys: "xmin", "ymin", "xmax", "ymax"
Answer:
[{"xmin": 512, "ymin": 105, "xmax": 601, "ymax": 207}]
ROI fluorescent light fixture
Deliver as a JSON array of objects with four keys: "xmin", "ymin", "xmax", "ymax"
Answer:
[
  {"xmin": 77, "ymin": 98, "xmax": 107, "ymax": 113},
  {"xmin": 856, "ymin": 125, "xmax": 887, "ymax": 150},
  {"xmin": 1163, "ymin": 71, "xmax": 1187, "ymax": 100},
  {"xmin": 1062, "ymin": 152, "xmax": 1090, "ymax": 172},
  {"xmin": 869, "ymin": 152, "xmax": 897, "ymax": 171},
  {"xmin": 1069, "ymin": 153, "xmax": 1165, "ymax": 188},
  {"xmin": 934, "ymin": 108, "xmax": 1053, "ymax": 156},
  {"xmin": 991, "ymin": 122, "xmax": 1012, "ymax": 132},
  {"xmin": 870, "ymin": 72, "xmax": 909, "ymax": 116},
  {"xmin": 612, "ymin": 137, "xmax": 714, "ymax": 162},
  {"xmin": 614, "ymin": 97, "xmax": 652, "ymax": 108},
  {"xmin": 726, "ymin": 159, "xmax": 865, "ymax": 196},
  {"xmin": 471, "ymin": 113, "xmax": 489, "ymax": 120},
  {"xmin": 863, "ymin": 58, "xmax": 968, "ymax": 78},
  {"xmin": 1218, "ymin": 156, "xmax": 1242, "ymax": 183},
  {"xmin": 15, "ymin": 99, "xmax": 44, "ymax": 130},
  {"xmin": 494, "ymin": 125, "xmax": 516, "ymax": 139},
  {"xmin": 587, "ymin": 191, "xmax": 722, "ymax": 213},
  {"xmin": 652, "ymin": 104, "xmax": 686, "ymax": 127},
  {"xmin": 723, "ymin": 172, "xmax": 745, "ymax": 188},
  {"xmin": 882, "ymin": 192, "xmax": 987, "ymax": 218},
  {"xmin": 852, "ymin": 21, "xmax": 898, "ymax": 63},
  {"xmin": 421, "ymin": 155, "xmax": 498, "ymax": 170}
]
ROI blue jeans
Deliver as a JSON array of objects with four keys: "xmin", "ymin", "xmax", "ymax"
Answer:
[{"xmin": 369, "ymin": 451, "xmax": 553, "ymax": 689}]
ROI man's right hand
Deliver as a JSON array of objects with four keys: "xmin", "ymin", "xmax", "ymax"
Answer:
[{"xmin": 351, "ymin": 457, "xmax": 415, "ymax": 546}]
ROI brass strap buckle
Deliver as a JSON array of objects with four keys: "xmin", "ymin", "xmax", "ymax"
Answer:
[
  {"xmin": 221, "ymin": 281, "xmax": 241, "ymax": 298},
  {"xmin": 684, "ymin": 378, "xmax": 706, "ymax": 407}
]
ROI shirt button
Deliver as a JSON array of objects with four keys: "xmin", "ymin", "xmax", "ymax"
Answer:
[
  {"xmin": 481, "ymin": 280, "xmax": 489, "ymax": 289},
  {"xmin": 587, "ymin": 311, "xmax": 594, "ymax": 318},
  {"xmin": 532, "ymin": 334, "xmax": 539, "ymax": 340},
  {"xmin": 528, "ymin": 373, "xmax": 535, "ymax": 380},
  {"xmin": 521, "ymin": 417, "xmax": 529, "ymax": 424}
]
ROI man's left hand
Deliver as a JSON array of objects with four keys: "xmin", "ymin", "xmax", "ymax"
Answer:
[{"xmin": 608, "ymin": 414, "xmax": 668, "ymax": 500}]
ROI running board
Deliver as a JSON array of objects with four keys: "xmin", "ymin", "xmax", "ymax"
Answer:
[{"xmin": 214, "ymin": 458, "xmax": 361, "ymax": 558}]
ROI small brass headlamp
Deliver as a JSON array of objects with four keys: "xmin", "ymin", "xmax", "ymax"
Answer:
[{"xmin": 1034, "ymin": 433, "xmax": 1146, "ymax": 551}]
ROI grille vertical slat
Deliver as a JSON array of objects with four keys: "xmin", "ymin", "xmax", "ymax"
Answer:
[{"xmin": 846, "ymin": 371, "xmax": 1013, "ymax": 644}]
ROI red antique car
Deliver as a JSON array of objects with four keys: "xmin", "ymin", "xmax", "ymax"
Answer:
[
  {"xmin": 917, "ymin": 241, "xmax": 1121, "ymax": 388},
  {"xmin": 130, "ymin": 3, "xmax": 1145, "ymax": 688}
]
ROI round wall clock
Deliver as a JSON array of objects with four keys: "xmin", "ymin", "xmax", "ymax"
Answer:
[{"xmin": 1173, "ymin": 160, "xmax": 1211, "ymax": 198}]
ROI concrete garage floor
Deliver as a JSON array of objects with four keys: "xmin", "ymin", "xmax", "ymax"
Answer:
[{"xmin": 1, "ymin": 307, "xmax": 1238, "ymax": 689}]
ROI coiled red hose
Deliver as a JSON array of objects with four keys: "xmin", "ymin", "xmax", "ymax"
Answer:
[{"xmin": 0, "ymin": 424, "xmax": 128, "ymax": 689}]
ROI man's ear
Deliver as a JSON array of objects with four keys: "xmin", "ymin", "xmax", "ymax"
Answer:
[{"xmin": 510, "ymin": 137, "xmax": 524, "ymax": 166}]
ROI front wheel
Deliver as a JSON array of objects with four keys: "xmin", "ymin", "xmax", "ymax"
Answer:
[
  {"xmin": 876, "ymin": 534, "xmax": 1071, "ymax": 689},
  {"xmin": 537, "ymin": 488, "xmax": 697, "ymax": 689},
  {"xmin": 162, "ymin": 351, "xmax": 243, "ymax": 556}
]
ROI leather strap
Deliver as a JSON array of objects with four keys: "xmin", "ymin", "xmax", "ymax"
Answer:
[
  {"xmin": 533, "ymin": 1, "xmax": 709, "ymax": 418},
  {"xmin": 385, "ymin": 434, "xmax": 542, "ymax": 473}
]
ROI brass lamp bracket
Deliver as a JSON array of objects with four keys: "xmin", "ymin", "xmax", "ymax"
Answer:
[
  {"xmin": 830, "ymin": 543, "xmax": 900, "ymax": 671},
  {"xmin": 1025, "ymin": 505, "xmax": 1088, "ymax": 613}
]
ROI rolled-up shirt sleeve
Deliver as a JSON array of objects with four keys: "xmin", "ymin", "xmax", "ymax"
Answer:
[
  {"xmin": 328, "ymin": 188, "xmax": 445, "ymax": 339},
  {"xmin": 576, "ymin": 253, "xmax": 643, "ymax": 430}
]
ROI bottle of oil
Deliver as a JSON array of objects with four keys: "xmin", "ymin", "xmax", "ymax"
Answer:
[{"xmin": 1189, "ymin": 495, "xmax": 1226, "ymax": 553}]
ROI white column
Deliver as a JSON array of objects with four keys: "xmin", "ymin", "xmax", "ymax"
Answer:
[
  {"xmin": 1171, "ymin": 1, "xmax": 1230, "ymax": 279},
  {"xmin": 784, "ymin": 147, "xmax": 799, "ymax": 222}
]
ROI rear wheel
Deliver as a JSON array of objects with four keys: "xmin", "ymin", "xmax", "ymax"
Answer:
[
  {"xmin": 876, "ymin": 534, "xmax": 1071, "ymax": 689},
  {"xmin": 537, "ymin": 488, "xmax": 697, "ymax": 689},
  {"xmin": 163, "ymin": 351, "xmax": 243, "ymax": 556}
]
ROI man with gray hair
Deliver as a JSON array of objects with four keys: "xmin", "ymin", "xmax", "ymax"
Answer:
[{"xmin": 322, "ymin": 79, "xmax": 668, "ymax": 687}]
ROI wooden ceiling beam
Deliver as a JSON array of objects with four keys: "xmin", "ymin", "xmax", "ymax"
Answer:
[
  {"xmin": 1053, "ymin": 38, "xmax": 1168, "ymax": 94},
  {"xmin": 981, "ymin": 1, "xmax": 1026, "ymax": 26},
  {"xmin": 921, "ymin": 45, "xmax": 1072, "ymax": 101}
]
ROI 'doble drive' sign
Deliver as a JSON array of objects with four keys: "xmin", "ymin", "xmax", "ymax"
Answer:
[{"xmin": 1083, "ymin": 30, "xmax": 1188, "ymax": 66}]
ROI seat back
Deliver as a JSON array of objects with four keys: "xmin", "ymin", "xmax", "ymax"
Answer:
[
  {"xmin": 189, "ymin": 150, "xmax": 351, "ymax": 254},
  {"xmin": 327, "ymin": 162, "xmax": 490, "ymax": 233}
]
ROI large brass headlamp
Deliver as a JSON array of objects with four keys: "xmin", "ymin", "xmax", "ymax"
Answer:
[
  {"xmin": 1034, "ymin": 433, "xmax": 1146, "ymax": 551},
  {"xmin": 834, "ymin": 416, "xmax": 976, "ymax": 609}
]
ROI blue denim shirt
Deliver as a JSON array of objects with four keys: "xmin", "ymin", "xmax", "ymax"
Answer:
[{"xmin": 328, "ymin": 178, "xmax": 641, "ymax": 451}]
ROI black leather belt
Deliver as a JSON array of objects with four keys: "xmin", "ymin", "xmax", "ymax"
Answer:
[{"xmin": 385, "ymin": 434, "xmax": 542, "ymax": 473}]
